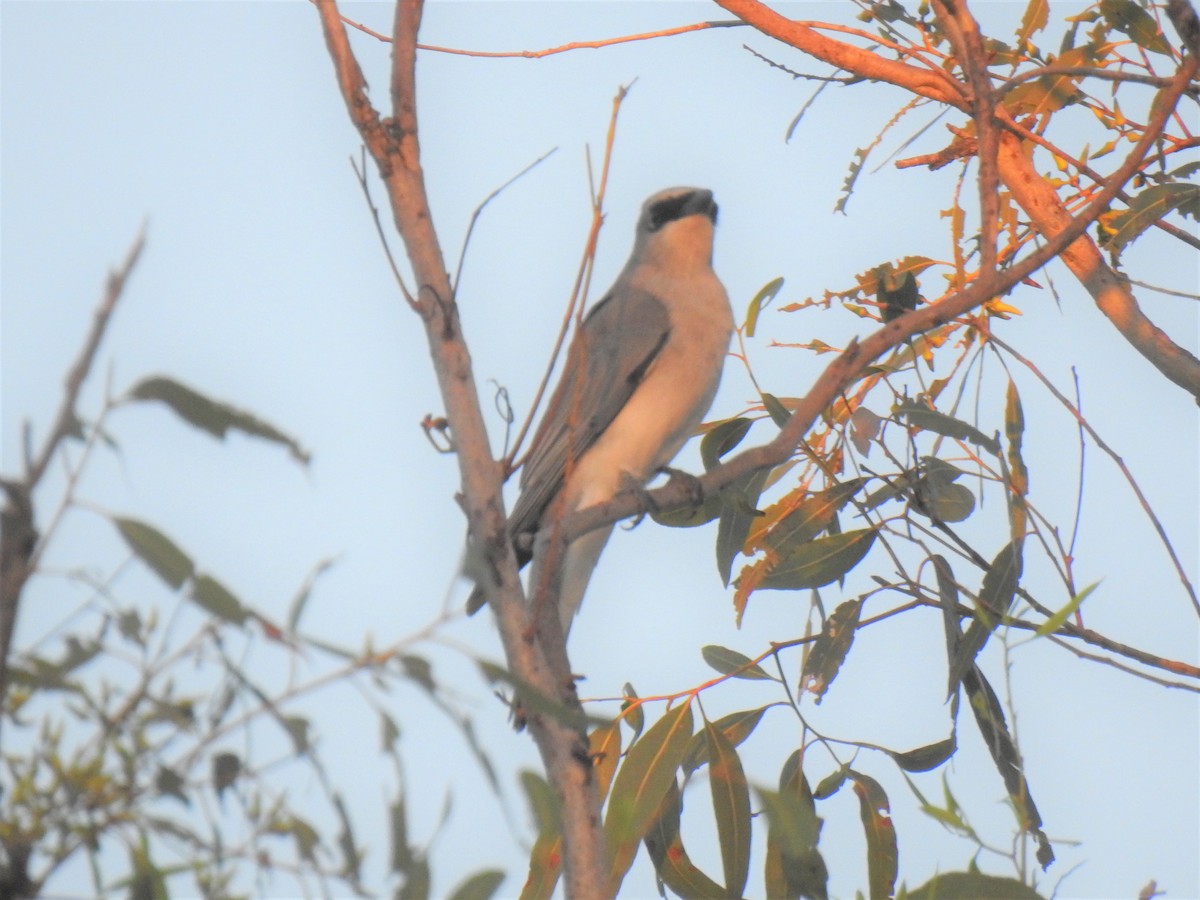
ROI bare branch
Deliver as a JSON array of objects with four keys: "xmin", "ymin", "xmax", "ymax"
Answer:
[
  {"xmin": 315, "ymin": 2, "xmax": 608, "ymax": 893},
  {"xmin": 0, "ymin": 228, "xmax": 144, "ymax": 728}
]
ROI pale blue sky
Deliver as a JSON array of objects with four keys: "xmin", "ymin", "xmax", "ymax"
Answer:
[{"xmin": 3, "ymin": 2, "xmax": 1197, "ymax": 897}]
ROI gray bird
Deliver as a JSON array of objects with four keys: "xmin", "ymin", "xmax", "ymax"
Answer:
[{"xmin": 469, "ymin": 186, "xmax": 734, "ymax": 637}]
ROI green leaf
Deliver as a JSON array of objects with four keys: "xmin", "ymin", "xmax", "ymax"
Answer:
[
  {"xmin": 895, "ymin": 399, "xmax": 1001, "ymax": 455},
  {"xmin": 621, "ymin": 683, "xmax": 644, "ymax": 743},
  {"xmin": 446, "ymin": 870, "xmax": 506, "ymax": 900},
  {"xmin": 800, "ymin": 598, "xmax": 863, "ymax": 703},
  {"xmin": 701, "ymin": 645, "xmax": 773, "ymax": 680},
  {"xmin": 878, "ymin": 269, "xmax": 920, "ymax": 323},
  {"xmin": 380, "ymin": 711, "xmax": 401, "ymax": 753},
  {"xmin": 1100, "ymin": 0, "xmax": 1171, "ymax": 53},
  {"xmin": 761, "ymin": 480, "xmax": 866, "ymax": 555},
  {"xmin": 127, "ymin": 374, "xmax": 310, "ymax": 464},
  {"xmin": 189, "ymin": 574, "xmax": 250, "ymax": 626},
  {"xmin": 1035, "ymin": 581, "xmax": 1100, "ymax": 637},
  {"xmin": 701, "ymin": 416, "xmax": 754, "ymax": 471},
  {"xmin": 155, "ymin": 765, "xmax": 189, "ymax": 805},
  {"xmin": 287, "ymin": 556, "xmax": 338, "ymax": 633},
  {"xmin": 282, "ymin": 715, "xmax": 310, "ymax": 754},
  {"xmin": 745, "ymin": 276, "xmax": 785, "ymax": 337},
  {"xmin": 114, "ymin": 517, "xmax": 194, "ymax": 590},
  {"xmin": 605, "ymin": 703, "xmax": 694, "ymax": 895},
  {"xmin": 683, "ymin": 705, "xmax": 774, "ymax": 777},
  {"xmin": 705, "ymin": 722, "xmax": 751, "ymax": 896},
  {"xmin": 644, "ymin": 779, "xmax": 728, "ymax": 899},
  {"xmin": 127, "ymin": 832, "xmax": 170, "ymax": 900},
  {"xmin": 716, "ymin": 467, "xmax": 769, "ymax": 585},
  {"xmin": 813, "ymin": 766, "xmax": 848, "ymax": 800},
  {"xmin": 650, "ymin": 491, "xmax": 724, "ymax": 527},
  {"xmin": 905, "ymin": 870, "xmax": 1044, "ymax": 899},
  {"xmin": 962, "ymin": 667, "xmax": 1054, "ymax": 870},
  {"xmin": 764, "ymin": 751, "xmax": 828, "ymax": 899},
  {"xmin": 760, "ymin": 528, "xmax": 877, "ymax": 591},
  {"xmin": 887, "ymin": 736, "xmax": 957, "ymax": 772},
  {"xmin": 1102, "ymin": 182, "xmax": 1200, "ymax": 255},
  {"xmin": 758, "ymin": 784, "xmax": 828, "ymax": 900},
  {"xmin": 947, "ymin": 540, "xmax": 1023, "ymax": 695},
  {"xmin": 212, "ymin": 751, "xmax": 241, "ymax": 800},
  {"xmin": 849, "ymin": 770, "xmax": 898, "ymax": 900},
  {"xmin": 761, "ymin": 391, "xmax": 793, "ymax": 428},
  {"xmin": 520, "ymin": 770, "xmax": 560, "ymax": 837},
  {"xmin": 917, "ymin": 480, "xmax": 975, "ymax": 523}
]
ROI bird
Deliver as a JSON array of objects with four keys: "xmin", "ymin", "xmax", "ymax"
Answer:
[{"xmin": 468, "ymin": 186, "xmax": 734, "ymax": 639}]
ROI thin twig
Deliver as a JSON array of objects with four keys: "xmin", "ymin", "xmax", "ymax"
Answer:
[
  {"xmin": 992, "ymin": 335, "xmax": 1198, "ymax": 616},
  {"xmin": 452, "ymin": 148, "xmax": 558, "ymax": 296}
]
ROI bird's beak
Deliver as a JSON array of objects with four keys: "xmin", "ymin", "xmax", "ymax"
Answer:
[{"xmin": 684, "ymin": 189, "xmax": 718, "ymax": 224}]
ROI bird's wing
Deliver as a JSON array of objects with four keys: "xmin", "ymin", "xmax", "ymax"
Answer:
[{"xmin": 509, "ymin": 286, "xmax": 671, "ymax": 543}]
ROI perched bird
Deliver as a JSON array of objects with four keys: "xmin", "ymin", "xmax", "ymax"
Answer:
[{"xmin": 470, "ymin": 186, "xmax": 734, "ymax": 638}]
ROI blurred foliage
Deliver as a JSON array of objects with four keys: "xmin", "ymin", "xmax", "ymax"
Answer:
[{"xmin": 4, "ymin": 0, "xmax": 1197, "ymax": 897}]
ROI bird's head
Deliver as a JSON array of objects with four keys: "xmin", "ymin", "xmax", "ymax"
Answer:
[{"xmin": 631, "ymin": 186, "xmax": 719, "ymax": 270}]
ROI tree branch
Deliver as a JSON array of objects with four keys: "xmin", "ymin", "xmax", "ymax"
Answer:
[
  {"xmin": 565, "ymin": 79, "xmax": 1185, "ymax": 543},
  {"xmin": 314, "ymin": 2, "xmax": 608, "ymax": 894},
  {"xmin": 718, "ymin": 0, "xmax": 1200, "ymax": 400},
  {"xmin": 994, "ymin": 59, "xmax": 1200, "ymax": 400},
  {"xmin": 0, "ymin": 229, "xmax": 144, "ymax": 731}
]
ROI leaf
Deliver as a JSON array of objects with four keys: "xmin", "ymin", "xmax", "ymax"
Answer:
[
  {"xmin": 212, "ymin": 751, "xmax": 241, "ymax": 800},
  {"xmin": 947, "ymin": 540, "xmax": 1023, "ymax": 696},
  {"xmin": 1005, "ymin": 379, "xmax": 1028, "ymax": 541},
  {"xmin": 701, "ymin": 645, "xmax": 773, "ymax": 680},
  {"xmin": 605, "ymin": 703, "xmax": 694, "ymax": 895},
  {"xmin": 849, "ymin": 770, "xmax": 898, "ymax": 900},
  {"xmin": 643, "ymin": 779, "xmax": 728, "ymax": 899},
  {"xmin": 705, "ymin": 722, "xmax": 751, "ymax": 896},
  {"xmin": 745, "ymin": 276, "xmax": 785, "ymax": 337},
  {"xmin": 683, "ymin": 705, "xmax": 773, "ymax": 777},
  {"xmin": 716, "ymin": 467, "xmax": 770, "ymax": 585},
  {"xmin": 813, "ymin": 766, "xmax": 848, "ymax": 800},
  {"xmin": 1035, "ymin": 581, "xmax": 1100, "ymax": 637},
  {"xmin": 962, "ymin": 667, "xmax": 1054, "ymax": 870},
  {"xmin": 1100, "ymin": 0, "xmax": 1171, "ymax": 53},
  {"xmin": 189, "ymin": 574, "xmax": 250, "ymax": 626},
  {"xmin": 759, "ymin": 529, "xmax": 877, "ymax": 591},
  {"xmin": 127, "ymin": 832, "xmax": 170, "ymax": 900},
  {"xmin": 1101, "ymin": 182, "xmax": 1200, "ymax": 255},
  {"xmin": 114, "ymin": 517, "xmax": 194, "ymax": 590},
  {"xmin": 758, "ymin": 784, "xmax": 828, "ymax": 900},
  {"xmin": 650, "ymin": 491, "xmax": 724, "ymax": 528},
  {"xmin": 760, "ymin": 480, "xmax": 866, "ymax": 555},
  {"xmin": 155, "ymin": 765, "xmax": 188, "ymax": 805},
  {"xmin": 701, "ymin": 416, "xmax": 754, "ymax": 471},
  {"xmin": 287, "ymin": 556, "xmax": 338, "ymax": 633},
  {"xmin": 887, "ymin": 736, "xmax": 957, "ymax": 772},
  {"xmin": 621, "ymin": 683, "xmax": 644, "ymax": 743},
  {"xmin": 282, "ymin": 715, "xmax": 310, "ymax": 754},
  {"xmin": 520, "ymin": 770, "xmax": 560, "ymax": 836},
  {"xmin": 905, "ymin": 870, "xmax": 1044, "ymax": 899},
  {"xmin": 878, "ymin": 269, "xmax": 920, "ymax": 322},
  {"xmin": 800, "ymin": 598, "xmax": 863, "ymax": 703},
  {"xmin": 127, "ymin": 374, "xmax": 310, "ymax": 464},
  {"xmin": 380, "ymin": 711, "xmax": 401, "ymax": 753},
  {"xmin": 590, "ymin": 718, "xmax": 623, "ymax": 802},
  {"xmin": 894, "ymin": 399, "xmax": 1001, "ymax": 454},
  {"xmin": 917, "ymin": 480, "xmax": 975, "ymax": 523},
  {"xmin": 447, "ymin": 870, "xmax": 506, "ymax": 900},
  {"xmin": 1016, "ymin": 0, "xmax": 1049, "ymax": 47},
  {"xmin": 761, "ymin": 391, "xmax": 793, "ymax": 428}
]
